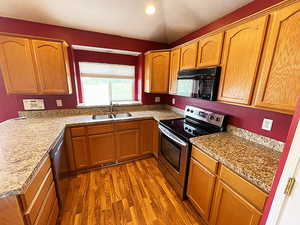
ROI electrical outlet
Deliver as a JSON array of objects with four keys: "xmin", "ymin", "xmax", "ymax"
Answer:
[
  {"xmin": 155, "ymin": 97, "xmax": 160, "ymax": 103},
  {"xmin": 172, "ymin": 98, "xmax": 176, "ymax": 104},
  {"xmin": 262, "ymin": 118, "xmax": 273, "ymax": 131},
  {"xmin": 56, "ymin": 100, "xmax": 63, "ymax": 107}
]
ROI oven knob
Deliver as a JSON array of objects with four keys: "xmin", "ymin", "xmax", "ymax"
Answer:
[
  {"xmin": 187, "ymin": 108, "xmax": 190, "ymax": 112},
  {"xmin": 188, "ymin": 129, "xmax": 192, "ymax": 132},
  {"xmin": 209, "ymin": 115, "xmax": 215, "ymax": 120},
  {"xmin": 190, "ymin": 110, "xmax": 194, "ymax": 113},
  {"xmin": 216, "ymin": 117, "xmax": 220, "ymax": 122}
]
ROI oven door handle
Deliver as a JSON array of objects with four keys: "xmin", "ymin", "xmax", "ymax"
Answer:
[{"xmin": 159, "ymin": 125, "xmax": 188, "ymax": 147}]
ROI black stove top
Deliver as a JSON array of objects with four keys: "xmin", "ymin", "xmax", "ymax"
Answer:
[{"xmin": 159, "ymin": 118, "xmax": 222, "ymax": 142}]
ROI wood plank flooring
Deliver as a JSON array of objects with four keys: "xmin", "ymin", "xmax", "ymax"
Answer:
[{"xmin": 60, "ymin": 158, "xmax": 205, "ymax": 225}]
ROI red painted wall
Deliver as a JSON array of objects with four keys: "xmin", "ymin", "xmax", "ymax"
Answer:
[
  {"xmin": 0, "ymin": 17, "xmax": 168, "ymax": 122},
  {"xmin": 260, "ymin": 98, "xmax": 300, "ymax": 225}
]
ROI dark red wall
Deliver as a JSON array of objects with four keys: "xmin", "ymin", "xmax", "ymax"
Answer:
[
  {"xmin": 164, "ymin": 0, "xmax": 292, "ymax": 142},
  {"xmin": 0, "ymin": 17, "xmax": 168, "ymax": 122}
]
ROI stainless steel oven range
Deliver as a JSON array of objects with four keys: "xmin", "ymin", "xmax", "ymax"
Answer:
[{"xmin": 158, "ymin": 106, "xmax": 227, "ymax": 199}]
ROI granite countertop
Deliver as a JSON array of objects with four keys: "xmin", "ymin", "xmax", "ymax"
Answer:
[
  {"xmin": 0, "ymin": 109, "xmax": 182, "ymax": 198},
  {"xmin": 190, "ymin": 132, "xmax": 281, "ymax": 193}
]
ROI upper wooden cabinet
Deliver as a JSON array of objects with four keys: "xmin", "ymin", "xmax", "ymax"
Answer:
[
  {"xmin": 0, "ymin": 35, "xmax": 39, "ymax": 94},
  {"xmin": 169, "ymin": 48, "xmax": 181, "ymax": 94},
  {"xmin": 144, "ymin": 51, "xmax": 170, "ymax": 93},
  {"xmin": 180, "ymin": 42, "xmax": 198, "ymax": 70},
  {"xmin": 32, "ymin": 40, "xmax": 71, "ymax": 94},
  {"xmin": 197, "ymin": 32, "xmax": 224, "ymax": 67},
  {"xmin": 0, "ymin": 34, "xmax": 72, "ymax": 95},
  {"xmin": 254, "ymin": 1, "xmax": 300, "ymax": 114},
  {"xmin": 218, "ymin": 16, "xmax": 268, "ymax": 105}
]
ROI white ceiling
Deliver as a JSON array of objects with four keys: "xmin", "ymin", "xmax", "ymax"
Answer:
[{"xmin": 0, "ymin": 0, "xmax": 253, "ymax": 43}]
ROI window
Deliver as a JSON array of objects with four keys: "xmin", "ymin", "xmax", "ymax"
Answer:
[{"xmin": 79, "ymin": 62, "xmax": 135, "ymax": 106}]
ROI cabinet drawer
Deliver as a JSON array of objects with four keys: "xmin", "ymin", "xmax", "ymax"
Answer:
[
  {"xmin": 115, "ymin": 121, "xmax": 140, "ymax": 131},
  {"xmin": 70, "ymin": 127, "xmax": 86, "ymax": 137},
  {"xmin": 47, "ymin": 200, "xmax": 59, "ymax": 225},
  {"xmin": 87, "ymin": 123, "xmax": 114, "ymax": 135},
  {"xmin": 20, "ymin": 156, "xmax": 51, "ymax": 210},
  {"xmin": 34, "ymin": 183, "xmax": 57, "ymax": 225},
  {"xmin": 219, "ymin": 165, "xmax": 268, "ymax": 211},
  {"xmin": 191, "ymin": 146, "xmax": 218, "ymax": 174},
  {"xmin": 24, "ymin": 169, "xmax": 53, "ymax": 225}
]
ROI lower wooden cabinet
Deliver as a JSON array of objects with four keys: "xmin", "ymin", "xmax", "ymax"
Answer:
[
  {"xmin": 152, "ymin": 120, "xmax": 160, "ymax": 158},
  {"xmin": 187, "ymin": 158, "xmax": 216, "ymax": 221},
  {"xmin": 140, "ymin": 120, "xmax": 154, "ymax": 155},
  {"xmin": 209, "ymin": 180, "xmax": 261, "ymax": 225},
  {"xmin": 72, "ymin": 136, "xmax": 90, "ymax": 169},
  {"xmin": 88, "ymin": 133, "xmax": 116, "ymax": 165},
  {"xmin": 116, "ymin": 129, "xmax": 140, "ymax": 161}
]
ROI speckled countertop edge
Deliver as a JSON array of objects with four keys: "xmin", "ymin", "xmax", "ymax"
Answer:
[{"xmin": 0, "ymin": 110, "xmax": 183, "ymax": 198}]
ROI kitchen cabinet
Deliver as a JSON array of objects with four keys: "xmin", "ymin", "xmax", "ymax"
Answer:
[
  {"xmin": 0, "ymin": 156, "xmax": 59, "ymax": 225},
  {"xmin": 218, "ymin": 16, "xmax": 268, "ymax": 105},
  {"xmin": 209, "ymin": 180, "xmax": 261, "ymax": 225},
  {"xmin": 72, "ymin": 136, "xmax": 90, "ymax": 169},
  {"xmin": 144, "ymin": 51, "xmax": 170, "ymax": 93},
  {"xmin": 187, "ymin": 158, "xmax": 217, "ymax": 221},
  {"xmin": 32, "ymin": 40, "xmax": 71, "ymax": 94},
  {"xmin": 140, "ymin": 120, "xmax": 154, "ymax": 155},
  {"xmin": 116, "ymin": 129, "xmax": 140, "ymax": 161},
  {"xmin": 254, "ymin": 1, "xmax": 300, "ymax": 114},
  {"xmin": 152, "ymin": 120, "xmax": 160, "ymax": 158},
  {"xmin": 168, "ymin": 48, "xmax": 181, "ymax": 94},
  {"xmin": 180, "ymin": 42, "xmax": 198, "ymax": 70},
  {"xmin": 0, "ymin": 33, "xmax": 72, "ymax": 95},
  {"xmin": 197, "ymin": 32, "xmax": 224, "ymax": 67},
  {"xmin": 0, "ymin": 35, "xmax": 39, "ymax": 94},
  {"xmin": 88, "ymin": 133, "xmax": 116, "ymax": 166}
]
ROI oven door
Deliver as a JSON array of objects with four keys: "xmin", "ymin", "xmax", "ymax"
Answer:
[{"xmin": 158, "ymin": 125, "xmax": 189, "ymax": 186}]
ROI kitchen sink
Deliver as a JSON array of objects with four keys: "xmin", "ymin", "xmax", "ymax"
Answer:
[
  {"xmin": 113, "ymin": 112, "xmax": 132, "ymax": 118},
  {"xmin": 92, "ymin": 114, "xmax": 114, "ymax": 120},
  {"xmin": 92, "ymin": 112, "xmax": 132, "ymax": 120}
]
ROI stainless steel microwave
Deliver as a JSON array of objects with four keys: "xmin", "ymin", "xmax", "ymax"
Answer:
[{"xmin": 176, "ymin": 66, "xmax": 221, "ymax": 101}]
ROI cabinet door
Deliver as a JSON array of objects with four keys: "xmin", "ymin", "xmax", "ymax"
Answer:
[
  {"xmin": 152, "ymin": 120, "xmax": 159, "ymax": 158},
  {"xmin": 180, "ymin": 42, "xmax": 198, "ymax": 70},
  {"xmin": 32, "ymin": 40, "xmax": 70, "ymax": 94},
  {"xmin": 169, "ymin": 48, "xmax": 181, "ymax": 94},
  {"xmin": 210, "ymin": 180, "xmax": 261, "ymax": 225},
  {"xmin": 151, "ymin": 51, "xmax": 170, "ymax": 93},
  {"xmin": 218, "ymin": 16, "xmax": 268, "ymax": 105},
  {"xmin": 144, "ymin": 54, "xmax": 151, "ymax": 93},
  {"xmin": 140, "ymin": 120, "xmax": 154, "ymax": 155},
  {"xmin": 197, "ymin": 32, "xmax": 224, "ymax": 67},
  {"xmin": 72, "ymin": 137, "xmax": 90, "ymax": 169},
  {"xmin": 187, "ymin": 159, "xmax": 216, "ymax": 222},
  {"xmin": 0, "ymin": 35, "xmax": 39, "ymax": 94},
  {"xmin": 88, "ymin": 133, "xmax": 116, "ymax": 166},
  {"xmin": 116, "ymin": 129, "xmax": 140, "ymax": 161},
  {"xmin": 254, "ymin": 2, "xmax": 300, "ymax": 114}
]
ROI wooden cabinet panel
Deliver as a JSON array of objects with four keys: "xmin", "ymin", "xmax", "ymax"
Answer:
[
  {"xmin": 144, "ymin": 51, "xmax": 170, "ymax": 93},
  {"xmin": 191, "ymin": 147, "xmax": 218, "ymax": 174},
  {"xmin": 116, "ymin": 129, "xmax": 140, "ymax": 161},
  {"xmin": 254, "ymin": 2, "xmax": 300, "ymax": 114},
  {"xmin": 87, "ymin": 123, "xmax": 113, "ymax": 135},
  {"xmin": 115, "ymin": 121, "xmax": 139, "ymax": 131},
  {"xmin": 218, "ymin": 16, "xmax": 268, "ymax": 105},
  {"xmin": 152, "ymin": 120, "xmax": 159, "ymax": 158},
  {"xmin": 32, "ymin": 40, "xmax": 70, "ymax": 94},
  {"xmin": 70, "ymin": 127, "xmax": 86, "ymax": 137},
  {"xmin": 140, "ymin": 120, "xmax": 154, "ymax": 155},
  {"xmin": 169, "ymin": 48, "xmax": 181, "ymax": 94},
  {"xmin": 88, "ymin": 133, "xmax": 116, "ymax": 165},
  {"xmin": 72, "ymin": 136, "xmax": 90, "ymax": 169},
  {"xmin": 0, "ymin": 35, "xmax": 39, "ymax": 94},
  {"xmin": 0, "ymin": 196, "xmax": 25, "ymax": 225},
  {"xmin": 180, "ymin": 42, "xmax": 198, "ymax": 70},
  {"xmin": 187, "ymin": 159, "xmax": 216, "ymax": 221},
  {"xmin": 210, "ymin": 180, "xmax": 261, "ymax": 225},
  {"xmin": 197, "ymin": 32, "xmax": 224, "ymax": 67}
]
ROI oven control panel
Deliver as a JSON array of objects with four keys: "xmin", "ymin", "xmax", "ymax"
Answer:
[{"xmin": 184, "ymin": 105, "xmax": 225, "ymax": 128}]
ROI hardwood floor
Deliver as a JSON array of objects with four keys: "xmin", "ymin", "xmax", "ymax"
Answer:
[{"xmin": 60, "ymin": 158, "xmax": 205, "ymax": 225}]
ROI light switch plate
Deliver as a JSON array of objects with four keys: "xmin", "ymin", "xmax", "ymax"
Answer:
[
  {"xmin": 172, "ymin": 98, "xmax": 176, "ymax": 104},
  {"xmin": 23, "ymin": 99, "xmax": 45, "ymax": 110},
  {"xmin": 262, "ymin": 118, "xmax": 273, "ymax": 131},
  {"xmin": 56, "ymin": 100, "xmax": 63, "ymax": 107},
  {"xmin": 155, "ymin": 97, "xmax": 160, "ymax": 103}
]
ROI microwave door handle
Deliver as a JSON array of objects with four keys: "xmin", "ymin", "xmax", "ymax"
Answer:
[{"xmin": 159, "ymin": 125, "xmax": 188, "ymax": 147}]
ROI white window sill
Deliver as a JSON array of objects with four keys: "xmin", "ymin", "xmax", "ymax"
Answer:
[{"xmin": 77, "ymin": 101, "xmax": 142, "ymax": 109}]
